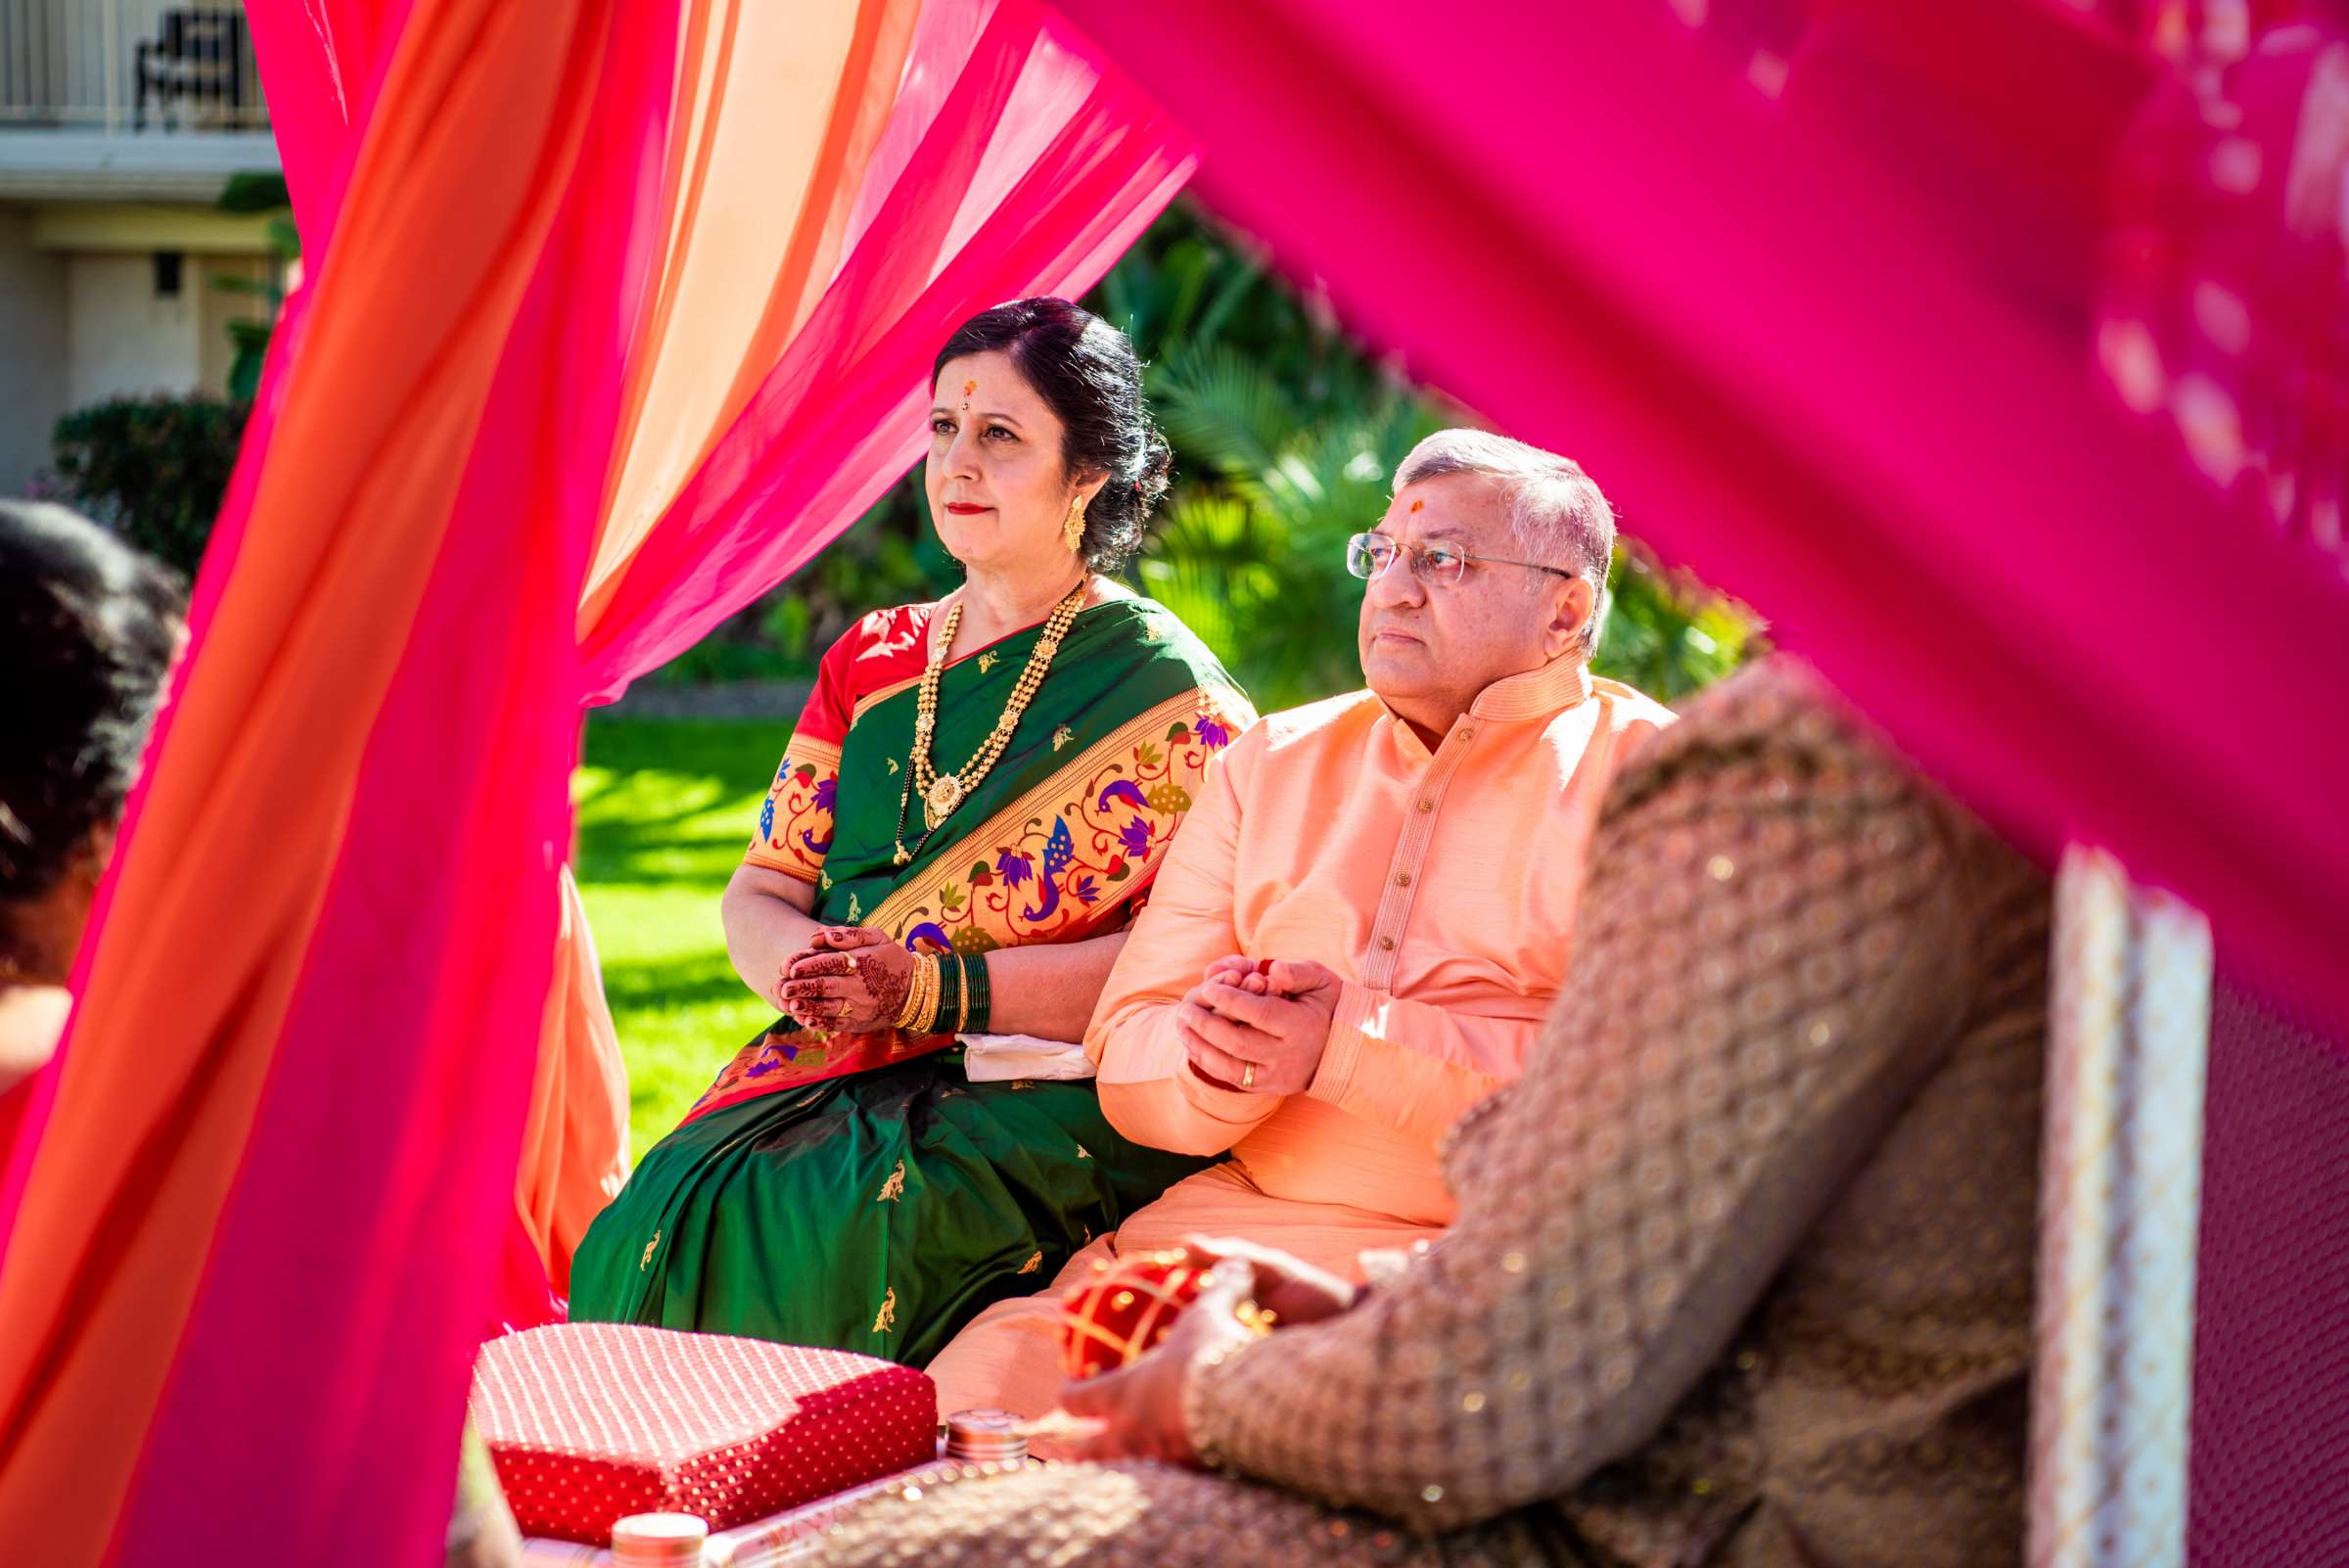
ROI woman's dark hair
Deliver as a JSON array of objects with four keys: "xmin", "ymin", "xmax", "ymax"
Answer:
[
  {"xmin": 933, "ymin": 297, "xmax": 1173, "ymax": 573},
  {"xmin": 0, "ymin": 501, "xmax": 184, "ymax": 910}
]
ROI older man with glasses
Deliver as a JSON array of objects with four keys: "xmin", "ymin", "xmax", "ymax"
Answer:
[{"xmin": 924, "ymin": 430, "xmax": 1674, "ymax": 1422}]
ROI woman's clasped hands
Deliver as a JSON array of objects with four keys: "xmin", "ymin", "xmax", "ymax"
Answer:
[{"xmin": 776, "ymin": 925, "xmax": 912, "ymax": 1034}]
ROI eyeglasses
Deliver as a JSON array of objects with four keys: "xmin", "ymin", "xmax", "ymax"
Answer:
[{"xmin": 1346, "ymin": 532, "xmax": 1580, "ymax": 590}]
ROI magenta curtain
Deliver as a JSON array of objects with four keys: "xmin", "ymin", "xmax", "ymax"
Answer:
[
  {"xmin": 1053, "ymin": 0, "xmax": 2349, "ymax": 1038},
  {"xmin": 1050, "ymin": 6, "xmax": 2349, "ymax": 1563}
]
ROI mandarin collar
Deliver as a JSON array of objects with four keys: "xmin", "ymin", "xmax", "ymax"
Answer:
[
  {"xmin": 1377, "ymin": 651, "xmax": 1592, "ymax": 760},
  {"xmin": 1470, "ymin": 649, "xmax": 1592, "ymax": 721}
]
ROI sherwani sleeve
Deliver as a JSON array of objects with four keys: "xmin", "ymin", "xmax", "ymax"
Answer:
[
  {"xmin": 1186, "ymin": 678, "xmax": 1986, "ymax": 1533},
  {"xmin": 1085, "ymin": 731, "xmax": 1284, "ymax": 1157}
]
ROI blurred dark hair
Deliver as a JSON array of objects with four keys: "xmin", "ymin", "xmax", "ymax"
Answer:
[
  {"xmin": 0, "ymin": 500, "xmax": 184, "ymax": 910},
  {"xmin": 933, "ymin": 297, "xmax": 1173, "ymax": 573}
]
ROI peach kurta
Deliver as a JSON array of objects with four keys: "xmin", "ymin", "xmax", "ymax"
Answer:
[{"xmin": 924, "ymin": 652, "xmax": 1672, "ymax": 1418}]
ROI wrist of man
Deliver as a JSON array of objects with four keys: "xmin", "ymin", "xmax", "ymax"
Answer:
[{"xmin": 1305, "ymin": 981, "xmax": 1379, "ymax": 1107}]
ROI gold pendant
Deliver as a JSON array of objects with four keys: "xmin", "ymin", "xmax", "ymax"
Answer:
[{"xmin": 924, "ymin": 771, "xmax": 965, "ymax": 828}]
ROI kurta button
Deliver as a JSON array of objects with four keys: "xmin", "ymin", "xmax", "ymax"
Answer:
[
  {"xmin": 1456, "ymin": 726, "xmax": 1475, "ymax": 741},
  {"xmin": 1379, "ymin": 936, "xmax": 1396, "ymax": 950},
  {"xmin": 1417, "ymin": 799, "xmax": 1435, "ymax": 812},
  {"xmin": 1395, "ymin": 871, "xmax": 1411, "ymax": 887}
]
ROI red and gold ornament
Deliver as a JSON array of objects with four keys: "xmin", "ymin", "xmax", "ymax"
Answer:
[{"xmin": 1057, "ymin": 1247, "xmax": 1274, "ymax": 1380}]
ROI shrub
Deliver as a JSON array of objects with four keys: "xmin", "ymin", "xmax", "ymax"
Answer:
[{"xmin": 47, "ymin": 394, "xmax": 249, "ymax": 577}]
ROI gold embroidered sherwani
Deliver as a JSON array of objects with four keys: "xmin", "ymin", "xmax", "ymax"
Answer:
[{"xmin": 811, "ymin": 660, "xmax": 2052, "ymax": 1567}]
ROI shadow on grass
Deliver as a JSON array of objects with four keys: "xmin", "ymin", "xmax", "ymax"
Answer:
[
  {"xmin": 577, "ymin": 715, "xmax": 783, "ymax": 890},
  {"xmin": 600, "ymin": 950, "xmax": 761, "ymax": 1017},
  {"xmin": 576, "ymin": 818, "xmax": 760, "ymax": 891}
]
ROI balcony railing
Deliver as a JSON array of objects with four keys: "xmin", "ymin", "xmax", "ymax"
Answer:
[{"xmin": 1, "ymin": 0, "xmax": 266, "ymax": 134}]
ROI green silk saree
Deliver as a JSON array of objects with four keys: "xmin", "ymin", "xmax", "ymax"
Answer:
[{"xmin": 570, "ymin": 593, "xmax": 1250, "ymax": 1367}]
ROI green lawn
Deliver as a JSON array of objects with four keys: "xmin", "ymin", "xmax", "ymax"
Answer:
[{"xmin": 576, "ymin": 716, "xmax": 789, "ymax": 1159}]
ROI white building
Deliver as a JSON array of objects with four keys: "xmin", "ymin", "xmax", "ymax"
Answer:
[{"xmin": 0, "ymin": 0, "xmax": 281, "ymax": 493}]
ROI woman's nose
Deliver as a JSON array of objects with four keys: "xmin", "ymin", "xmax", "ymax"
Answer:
[{"xmin": 943, "ymin": 425, "xmax": 982, "ymax": 478}]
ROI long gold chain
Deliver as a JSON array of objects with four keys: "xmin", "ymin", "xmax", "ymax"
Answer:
[{"xmin": 893, "ymin": 581, "xmax": 1087, "ymax": 867}]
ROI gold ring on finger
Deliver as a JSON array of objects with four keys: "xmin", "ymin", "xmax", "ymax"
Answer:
[{"xmin": 1241, "ymin": 1063, "xmax": 1256, "ymax": 1090}]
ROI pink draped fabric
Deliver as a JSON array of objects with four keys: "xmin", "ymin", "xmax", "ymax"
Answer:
[
  {"xmin": 236, "ymin": 0, "xmax": 412, "ymax": 268},
  {"xmin": 1054, "ymin": 0, "xmax": 2349, "ymax": 1037},
  {"xmin": 577, "ymin": 3, "xmax": 1188, "ymax": 699},
  {"xmin": 113, "ymin": 8, "xmax": 670, "ymax": 1539},
  {"xmin": 2099, "ymin": 21, "xmax": 2349, "ymax": 568},
  {"xmin": 0, "ymin": 4, "xmax": 1192, "ymax": 1559},
  {"xmin": 206, "ymin": 0, "xmax": 1191, "ymax": 1314},
  {"xmin": 1, "ymin": 7, "xmax": 675, "ymax": 1559}
]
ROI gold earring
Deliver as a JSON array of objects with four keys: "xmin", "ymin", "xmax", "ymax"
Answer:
[{"xmin": 1063, "ymin": 494, "xmax": 1087, "ymax": 553}]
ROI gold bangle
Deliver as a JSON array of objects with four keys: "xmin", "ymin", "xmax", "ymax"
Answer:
[
  {"xmin": 893, "ymin": 952, "xmax": 931, "ymax": 1032},
  {"xmin": 918, "ymin": 952, "xmax": 944, "ymax": 1033},
  {"xmin": 954, "ymin": 952, "xmax": 972, "ymax": 1034},
  {"xmin": 914, "ymin": 953, "xmax": 939, "ymax": 1033}
]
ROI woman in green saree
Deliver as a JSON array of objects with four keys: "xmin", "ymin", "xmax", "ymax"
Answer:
[{"xmin": 571, "ymin": 299, "xmax": 1252, "ymax": 1370}]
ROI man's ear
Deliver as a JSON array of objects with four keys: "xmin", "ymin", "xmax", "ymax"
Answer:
[{"xmin": 1549, "ymin": 576, "xmax": 1595, "ymax": 657}]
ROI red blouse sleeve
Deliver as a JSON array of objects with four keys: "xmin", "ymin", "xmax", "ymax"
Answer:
[{"xmin": 740, "ymin": 620, "xmax": 862, "ymax": 881}]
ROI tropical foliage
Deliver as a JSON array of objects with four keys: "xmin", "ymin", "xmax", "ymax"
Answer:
[
  {"xmin": 37, "ymin": 196, "xmax": 1758, "ymax": 705},
  {"xmin": 212, "ymin": 171, "xmax": 301, "ymax": 401},
  {"xmin": 695, "ymin": 200, "xmax": 1760, "ymax": 707}
]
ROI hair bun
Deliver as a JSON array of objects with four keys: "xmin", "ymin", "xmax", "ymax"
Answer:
[{"xmin": 1130, "ymin": 421, "xmax": 1174, "ymax": 519}]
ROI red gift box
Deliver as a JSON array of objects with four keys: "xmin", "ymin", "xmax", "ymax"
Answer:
[{"xmin": 469, "ymin": 1323, "xmax": 937, "ymax": 1545}]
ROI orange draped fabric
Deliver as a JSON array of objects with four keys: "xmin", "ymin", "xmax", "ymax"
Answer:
[
  {"xmin": 0, "ymin": 1, "xmax": 1191, "ymax": 1559},
  {"xmin": 0, "ymin": 5, "xmax": 665, "ymax": 1557}
]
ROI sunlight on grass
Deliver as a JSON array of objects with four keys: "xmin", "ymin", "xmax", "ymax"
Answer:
[{"xmin": 576, "ymin": 716, "xmax": 790, "ymax": 1159}]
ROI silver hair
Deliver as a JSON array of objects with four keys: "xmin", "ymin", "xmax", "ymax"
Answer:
[{"xmin": 1393, "ymin": 429, "xmax": 1615, "ymax": 655}]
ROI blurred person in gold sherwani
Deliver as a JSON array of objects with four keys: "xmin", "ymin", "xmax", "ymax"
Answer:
[
  {"xmin": 814, "ymin": 657, "xmax": 2051, "ymax": 1567},
  {"xmin": 925, "ymin": 431, "xmax": 1674, "ymax": 1418}
]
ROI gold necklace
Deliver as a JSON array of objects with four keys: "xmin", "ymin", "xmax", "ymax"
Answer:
[{"xmin": 893, "ymin": 581, "xmax": 1088, "ymax": 866}]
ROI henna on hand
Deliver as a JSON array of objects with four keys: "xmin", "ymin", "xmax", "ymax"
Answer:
[
  {"xmin": 857, "ymin": 953, "xmax": 912, "ymax": 1033},
  {"xmin": 775, "ymin": 942, "xmax": 912, "ymax": 1034},
  {"xmin": 809, "ymin": 925, "xmax": 890, "ymax": 951}
]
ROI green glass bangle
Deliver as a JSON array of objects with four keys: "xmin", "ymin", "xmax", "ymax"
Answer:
[{"xmin": 964, "ymin": 949, "xmax": 992, "ymax": 1035}]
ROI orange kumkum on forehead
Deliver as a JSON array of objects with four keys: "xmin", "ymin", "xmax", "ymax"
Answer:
[{"xmin": 1409, "ymin": 499, "xmax": 1425, "ymax": 513}]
